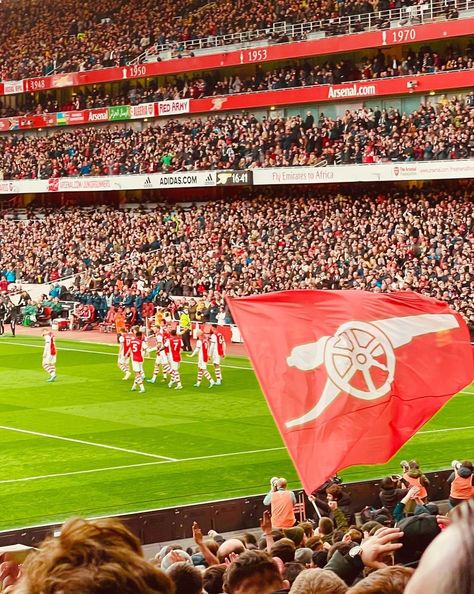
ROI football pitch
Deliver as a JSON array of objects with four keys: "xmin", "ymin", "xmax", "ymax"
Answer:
[{"xmin": 0, "ymin": 335, "xmax": 472, "ymax": 531}]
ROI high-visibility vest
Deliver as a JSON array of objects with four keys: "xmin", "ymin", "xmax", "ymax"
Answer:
[
  {"xmin": 450, "ymin": 471, "xmax": 473, "ymax": 500},
  {"xmin": 271, "ymin": 490, "xmax": 295, "ymax": 529}
]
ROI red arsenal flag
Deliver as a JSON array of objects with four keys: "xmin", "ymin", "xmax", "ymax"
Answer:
[{"xmin": 227, "ymin": 290, "xmax": 473, "ymax": 493}]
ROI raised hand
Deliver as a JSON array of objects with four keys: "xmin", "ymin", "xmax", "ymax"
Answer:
[{"xmin": 360, "ymin": 526, "xmax": 404, "ymax": 569}]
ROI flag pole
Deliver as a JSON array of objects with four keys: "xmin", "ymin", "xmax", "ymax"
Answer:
[{"xmin": 309, "ymin": 497, "xmax": 322, "ymax": 520}]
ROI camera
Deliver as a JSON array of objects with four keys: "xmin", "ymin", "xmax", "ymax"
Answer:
[{"xmin": 400, "ymin": 459, "xmax": 410, "ymax": 472}]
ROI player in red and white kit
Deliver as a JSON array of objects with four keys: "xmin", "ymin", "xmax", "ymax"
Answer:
[
  {"xmin": 162, "ymin": 329, "xmax": 183, "ymax": 390},
  {"xmin": 188, "ymin": 330, "xmax": 215, "ymax": 388},
  {"xmin": 130, "ymin": 330, "xmax": 146, "ymax": 393},
  {"xmin": 147, "ymin": 323, "xmax": 171, "ymax": 383},
  {"xmin": 42, "ymin": 329, "xmax": 57, "ymax": 382},
  {"xmin": 118, "ymin": 329, "xmax": 133, "ymax": 380},
  {"xmin": 209, "ymin": 325, "xmax": 226, "ymax": 385}
]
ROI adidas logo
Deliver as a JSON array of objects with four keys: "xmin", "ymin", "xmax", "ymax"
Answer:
[
  {"xmin": 205, "ymin": 173, "xmax": 214, "ymax": 185},
  {"xmin": 144, "ymin": 176, "xmax": 153, "ymax": 188}
]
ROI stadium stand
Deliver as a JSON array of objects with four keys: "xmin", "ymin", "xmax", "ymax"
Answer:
[
  {"xmin": 1, "ymin": 186, "xmax": 472, "ymax": 335},
  {"xmin": 0, "ymin": 0, "xmax": 468, "ymax": 80},
  {"xmin": 0, "ymin": 0, "xmax": 472, "ymax": 591},
  {"xmin": 2, "ymin": 43, "xmax": 473, "ymax": 117},
  {"xmin": 0, "ymin": 95, "xmax": 473, "ymax": 179}
]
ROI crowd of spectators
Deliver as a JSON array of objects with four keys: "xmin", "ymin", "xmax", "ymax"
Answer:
[
  {"xmin": 0, "ymin": 0, "xmax": 451, "ymax": 81},
  {"xmin": 99, "ymin": 44, "xmax": 474, "ymax": 102},
  {"xmin": 1, "ymin": 185, "xmax": 472, "ymax": 334},
  {"xmin": 0, "ymin": 95, "xmax": 473, "ymax": 179},
  {"xmin": 0, "ymin": 462, "xmax": 472, "ymax": 593},
  {"xmin": 0, "ymin": 0, "xmax": 200, "ymax": 81},
  {"xmin": 3, "ymin": 43, "xmax": 473, "ymax": 118}
]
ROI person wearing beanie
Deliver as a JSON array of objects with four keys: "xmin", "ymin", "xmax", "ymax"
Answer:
[
  {"xmin": 394, "ymin": 514, "xmax": 441, "ymax": 566},
  {"xmin": 294, "ymin": 548, "xmax": 313, "ymax": 565},
  {"xmin": 283, "ymin": 526, "xmax": 305, "ymax": 547},
  {"xmin": 404, "ymin": 498, "xmax": 474, "ymax": 594}
]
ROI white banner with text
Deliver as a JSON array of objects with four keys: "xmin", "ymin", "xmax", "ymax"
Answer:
[{"xmin": 0, "ymin": 161, "xmax": 473, "ymax": 194}]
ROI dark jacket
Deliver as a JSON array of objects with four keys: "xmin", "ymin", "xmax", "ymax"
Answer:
[
  {"xmin": 324, "ymin": 550, "xmax": 363, "ymax": 586},
  {"xmin": 314, "ymin": 491, "xmax": 353, "ymax": 525},
  {"xmin": 379, "ymin": 487, "xmax": 409, "ymax": 513}
]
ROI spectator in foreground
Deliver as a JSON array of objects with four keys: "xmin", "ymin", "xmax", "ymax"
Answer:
[
  {"xmin": 202, "ymin": 565, "xmax": 226, "ymax": 594},
  {"xmin": 290, "ymin": 568, "xmax": 347, "ymax": 593},
  {"xmin": 13, "ymin": 517, "xmax": 174, "ymax": 594},
  {"xmin": 167, "ymin": 562, "xmax": 202, "ymax": 594},
  {"xmin": 404, "ymin": 498, "xmax": 474, "ymax": 594},
  {"xmin": 224, "ymin": 549, "xmax": 290, "ymax": 594},
  {"xmin": 346, "ymin": 566, "xmax": 414, "ymax": 593}
]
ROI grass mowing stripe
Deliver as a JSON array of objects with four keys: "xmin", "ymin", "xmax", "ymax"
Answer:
[
  {"xmin": 2, "ymin": 423, "xmax": 474, "ymax": 486},
  {"xmin": 0, "ymin": 340, "xmax": 252, "ymax": 370},
  {"xmin": 0, "ymin": 336, "xmax": 471, "ymax": 530},
  {"xmin": 0, "ymin": 446, "xmax": 289, "ymax": 485},
  {"xmin": 0, "ymin": 424, "xmax": 177, "ymax": 461}
]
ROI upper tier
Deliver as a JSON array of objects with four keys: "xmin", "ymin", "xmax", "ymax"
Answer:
[{"xmin": 0, "ymin": 0, "xmax": 472, "ymax": 92}]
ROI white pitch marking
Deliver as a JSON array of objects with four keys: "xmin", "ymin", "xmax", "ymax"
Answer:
[
  {"xmin": 0, "ymin": 340, "xmax": 252, "ymax": 370},
  {"xmin": 2, "ymin": 420, "xmax": 474, "ymax": 487},
  {"xmin": 0, "ymin": 424, "xmax": 177, "ymax": 461},
  {"xmin": 417, "ymin": 424, "xmax": 474, "ymax": 435},
  {"xmin": 0, "ymin": 445, "xmax": 288, "ymax": 485},
  {"xmin": 0, "ymin": 340, "xmax": 472, "ymax": 487}
]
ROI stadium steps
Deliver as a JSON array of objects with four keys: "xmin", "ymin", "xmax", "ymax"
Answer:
[{"xmin": 142, "ymin": 500, "xmax": 450, "ymax": 559}]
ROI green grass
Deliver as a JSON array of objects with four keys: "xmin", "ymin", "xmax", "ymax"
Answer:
[{"xmin": 0, "ymin": 334, "xmax": 472, "ymax": 531}]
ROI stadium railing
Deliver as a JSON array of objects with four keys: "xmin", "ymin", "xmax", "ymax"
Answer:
[{"xmin": 132, "ymin": 0, "xmax": 474, "ymax": 65}]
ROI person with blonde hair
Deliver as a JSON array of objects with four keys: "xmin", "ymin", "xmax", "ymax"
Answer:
[
  {"xmin": 12, "ymin": 517, "xmax": 175, "ymax": 594},
  {"xmin": 290, "ymin": 568, "xmax": 347, "ymax": 594},
  {"xmin": 347, "ymin": 566, "xmax": 414, "ymax": 594}
]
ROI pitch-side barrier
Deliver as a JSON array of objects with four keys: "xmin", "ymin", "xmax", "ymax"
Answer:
[{"xmin": 0, "ymin": 469, "xmax": 452, "ymax": 547}]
